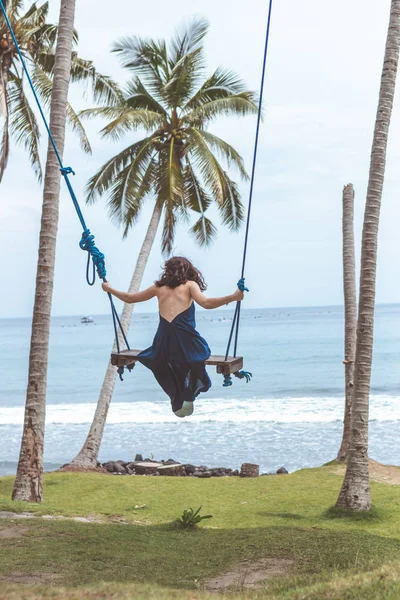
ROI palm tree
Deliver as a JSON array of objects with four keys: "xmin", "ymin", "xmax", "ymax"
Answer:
[
  {"xmin": 337, "ymin": 184, "xmax": 357, "ymax": 463},
  {"xmin": 336, "ymin": 0, "xmax": 400, "ymax": 511},
  {"xmin": 0, "ymin": 0, "xmax": 120, "ymax": 182},
  {"xmin": 12, "ymin": 0, "xmax": 79, "ymax": 502},
  {"xmin": 69, "ymin": 19, "xmax": 258, "ymax": 469}
]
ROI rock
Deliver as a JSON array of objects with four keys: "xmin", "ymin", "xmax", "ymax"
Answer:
[
  {"xmin": 103, "ymin": 461, "xmax": 116, "ymax": 473},
  {"xmin": 276, "ymin": 467, "xmax": 289, "ymax": 475},
  {"xmin": 135, "ymin": 454, "xmax": 143, "ymax": 462},
  {"xmin": 194, "ymin": 471, "xmax": 212, "ymax": 478},
  {"xmin": 184, "ymin": 464, "xmax": 196, "ymax": 475},
  {"xmin": 102, "ymin": 461, "xmax": 127, "ymax": 474},
  {"xmin": 164, "ymin": 459, "xmax": 180, "ymax": 466},
  {"xmin": 231, "ymin": 470, "xmax": 239, "ymax": 477},
  {"xmin": 240, "ymin": 463, "xmax": 259, "ymax": 478},
  {"xmin": 211, "ymin": 467, "xmax": 232, "ymax": 477},
  {"xmin": 157, "ymin": 464, "xmax": 185, "ymax": 477},
  {"xmin": 134, "ymin": 461, "xmax": 163, "ymax": 475},
  {"xmin": 115, "ymin": 460, "xmax": 127, "ymax": 468},
  {"xmin": 113, "ymin": 462, "xmax": 127, "ymax": 474}
]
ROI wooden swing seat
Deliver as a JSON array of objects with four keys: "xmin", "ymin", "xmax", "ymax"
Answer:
[{"xmin": 111, "ymin": 349, "xmax": 243, "ymax": 375}]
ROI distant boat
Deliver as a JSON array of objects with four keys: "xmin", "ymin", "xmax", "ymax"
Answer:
[{"xmin": 81, "ymin": 316, "xmax": 94, "ymax": 324}]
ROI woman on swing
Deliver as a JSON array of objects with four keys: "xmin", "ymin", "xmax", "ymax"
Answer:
[{"xmin": 102, "ymin": 257, "xmax": 245, "ymax": 418}]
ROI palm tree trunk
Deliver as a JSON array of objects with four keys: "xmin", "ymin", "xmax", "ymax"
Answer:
[
  {"xmin": 337, "ymin": 184, "xmax": 357, "ymax": 462},
  {"xmin": 12, "ymin": 0, "xmax": 76, "ymax": 503},
  {"xmin": 0, "ymin": 54, "xmax": 11, "ymax": 178},
  {"xmin": 70, "ymin": 201, "xmax": 163, "ymax": 469},
  {"xmin": 0, "ymin": 54, "xmax": 11, "ymax": 117},
  {"xmin": 336, "ymin": 0, "xmax": 400, "ymax": 511}
]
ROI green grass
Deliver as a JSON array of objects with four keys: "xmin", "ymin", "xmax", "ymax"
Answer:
[{"xmin": 0, "ymin": 466, "xmax": 400, "ymax": 598}]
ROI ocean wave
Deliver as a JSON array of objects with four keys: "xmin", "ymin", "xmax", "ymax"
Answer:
[{"xmin": 1, "ymin": 395, "xmax": 399, "ymax": 425}]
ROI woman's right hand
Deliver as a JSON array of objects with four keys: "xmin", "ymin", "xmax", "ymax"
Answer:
[
  {"xmin": 102, "ymin": 281, "xmax": 112, "ymax": 293},
  {"xmin": 232, "ymin": 289, "xmax": 245, "ymax": 302}
]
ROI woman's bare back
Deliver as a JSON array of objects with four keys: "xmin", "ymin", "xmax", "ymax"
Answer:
[{"xmin": 156, "ymin": 283, "xmax": 193, "ymax": 323}]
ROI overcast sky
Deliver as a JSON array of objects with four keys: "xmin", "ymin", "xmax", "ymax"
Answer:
[{"xmin": 1, "ymin": 0, "xmax": 399, "ymax": 318}]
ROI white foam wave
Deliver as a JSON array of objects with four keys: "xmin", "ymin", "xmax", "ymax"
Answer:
[{"xmin": 1, "ymin": 395, "xmax": 399, "ymax": 425}]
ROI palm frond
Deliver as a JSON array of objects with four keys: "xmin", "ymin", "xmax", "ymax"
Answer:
[
  {"xmin": 20, "ymin": 1, "xmax": 48, "ymax": 26},
  {"xmin": 184, "ymin": 160, "xmax": 216, "ymax": 247},
  {"xmin": 183, "ymin": 93, "xmax": 258, "ymax": 127},
  {"xmin": 184, "ymin": 66, "xmax": 252, "ymax": 110},
  {"xmin": 112, "ymin": 36, "xmax": 168, "ymax": 99},
  {"xmin": 161, "ymin": 203, "xmax": 178, "ymax": 256},
  {"xmin": 183, "ymin": 159, "xmax": 211, "ymax": 213},
  {"xmin": 169, "ymin": 18, "xmax": 209, "ymax": 66},
  {"xmin": 122, "ymin": 157, "xmax": 156, "ymax": 236},
  {"xmin": 31, "ymin": 63, "xmax": 53, "ymax": 107},
  {"xmin": 186, "ymin": 127, "xmax": 227, "ymax": 204},
  {"xmin": 6, "ymin": 0, "xmax": 24, "ymax": 17},
  {"xmin": 156, "ymin": 142, "xmax": 185, "ymax": 254},
  {"xmin": 124, "ymin": 77, "xmax": 167, "ymax": 115},
  {"xmin": 66, "ymin": 102, "xmax": 91, "ymax": 154},
  {"xmin": 70, "ymin": 55, "xmax": 123, "ymax": 105},
  {"xmin": 85, "ymin": 136, "xmax": 156, "ymax": 205},
  {"xmin": 104, "ymin": 141, "xmax": 156, "ymax": 227},
  {"xmin": 84, "ymin": 106, "xmax": 163, "ymax": 140},
  {"xmin": 32, "ymin": 24, "xmax": 59, "ymax": 48},
  {"xmin": 8, "ymin": 76, "xmax": 42, "ymax": 181},
  {"xmin": 163, "ymin": 47, "xmax": 205, "ymax": 109},
  {"xmin": 34, "ymin": 50, "xmax": 55, "ymax": 74},
  {"xmin": 189, "ymin": 215, "xmax": 217, "ymax": 247},
  {"xmin": 31, "ymin": 65, "xmax": 91, "ymax": 151},
  {"xmin": 187, "ymin": 128, "xmax": 244, "ymax": 230},
  {"xmin": 192, "ymin": 129, "xmax": 248, "ymax": 180},
  {"xmin": 219, "ymin": 173, "xmax": 244, "ymax": 231}
]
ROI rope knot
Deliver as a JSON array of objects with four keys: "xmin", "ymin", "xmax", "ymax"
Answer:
[
  {"xmin": 234, "ymin": 370, "xmax": 253, "ymax": 383},
  {"xmin": 79, "ymin": 229, "xmax": 107, "ymax": 284},
  {"xmin": 237, "ymin": 278, "xmax": 249, "ymax": 292},
  {"xmin": 60, "ymin": 166, "xmax": 76, "ymax": 176}
]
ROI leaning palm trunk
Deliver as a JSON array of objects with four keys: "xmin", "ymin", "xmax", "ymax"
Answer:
[
  {"xmin": 337, "ymin": 184, "xmax": 357, "ymax": 462},
  {"xmin": 12, "ymin": 0, "xmax": 76, "ymax": 502},
  {"xmin": 336, "ymin": 0, "xmax": 400, "ymax": 510},
  {"xmin": 70, "ymin": 201, "xmax": 163, "ymax": 469}
]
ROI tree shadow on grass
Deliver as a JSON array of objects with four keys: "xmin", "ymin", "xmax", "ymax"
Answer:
[{"xmin": 324, "ymin": 505, "xmax": 385, "ymax": 522}]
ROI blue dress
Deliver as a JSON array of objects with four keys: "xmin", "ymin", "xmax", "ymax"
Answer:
[{"xmin": 137, "ymin": 303, "xmax": 212, "ymax": 413}]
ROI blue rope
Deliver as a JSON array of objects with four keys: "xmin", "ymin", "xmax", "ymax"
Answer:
[
  {"xmin": 0, "ymin": 0, "xmax": 130, "ymax": 356},
  {"xmin": 224, "ymin": 0, "xmax": 273, "ymax": 381}
]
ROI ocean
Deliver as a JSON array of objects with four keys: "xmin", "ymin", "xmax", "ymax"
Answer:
[{"xmin": 1, "ymin": 305, "xmax": 399, "ymax": 476}]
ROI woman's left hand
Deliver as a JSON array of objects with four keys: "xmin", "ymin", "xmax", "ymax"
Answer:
[{"xmin": 102, "ymin": 281, "xmax": 112, "ymax": 293}]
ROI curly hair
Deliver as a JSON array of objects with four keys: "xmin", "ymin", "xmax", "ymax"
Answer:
[{"xmin": 155, "ymin": 257, "xmax": 207, "ymax": 291}]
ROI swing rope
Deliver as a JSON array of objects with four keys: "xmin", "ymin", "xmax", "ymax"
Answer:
[
  {"xmin": 223, "ymin": 0, "xmax": 274, "ymax": 386},
  {"xmin": 0, "ymin": 0, "xmax": 130, "ymax": 359}
]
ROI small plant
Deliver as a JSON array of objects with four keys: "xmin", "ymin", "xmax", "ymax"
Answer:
[{"xmin": 174, "ymin": 506, "xmax": 213, "ymax": 529}]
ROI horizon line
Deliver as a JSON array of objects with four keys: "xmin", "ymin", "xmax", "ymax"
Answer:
[{"xmin": 2, "ymin": 302, "xmax": 400, "ymax": 321}]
